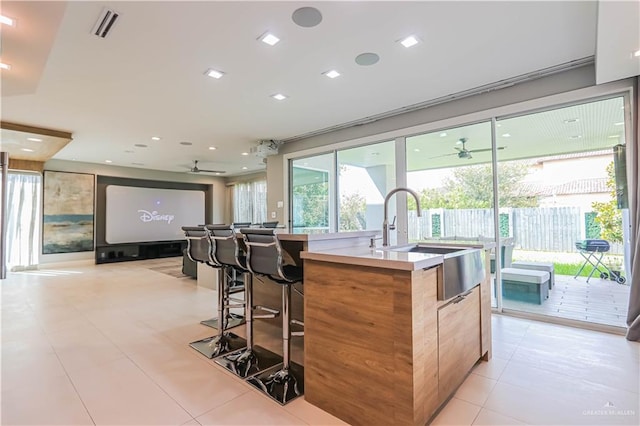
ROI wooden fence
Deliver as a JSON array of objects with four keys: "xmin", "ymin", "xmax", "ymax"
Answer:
[{"xmin": 408, "ymin": 207, "xmax": 623, "ymax": 254}]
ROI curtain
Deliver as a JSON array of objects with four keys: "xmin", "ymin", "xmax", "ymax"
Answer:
[
  {"xmin": 6, "ymin": 172, "xmax": 41, "ymax": 271},
  {"xmin": 627, "ymin": 79, "xmax": 640, "ymax": 341},
  {"xmin": 232, "ymin": 180, "xmax": 267, "ymax": 224}
]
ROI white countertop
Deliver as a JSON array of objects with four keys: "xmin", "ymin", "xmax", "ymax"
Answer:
[
  {"xmin": 276, "ymin": 230, "xmax": 379, "ymax": 241},
  {"xmin": 300, "ymin": 240, "xmax": 494, "ymax": 271},
  {"xmin": 300, "ymin": 245, "xmax": 444, "ymax": 271}
]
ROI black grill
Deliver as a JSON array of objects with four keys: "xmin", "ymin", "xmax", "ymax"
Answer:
[{"xmin": 574, "ymin": 239, "xmax": 610, "ymax": 252}]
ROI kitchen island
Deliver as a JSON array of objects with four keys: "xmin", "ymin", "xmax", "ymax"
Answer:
[{"xmin": 300, "ymin": 241, "xmax": 493, "ymax": 426}]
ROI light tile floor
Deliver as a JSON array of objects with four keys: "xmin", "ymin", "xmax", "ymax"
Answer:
[{"xmin": 1, "ymin": 259, "xmax": 638, "ymax": 425}]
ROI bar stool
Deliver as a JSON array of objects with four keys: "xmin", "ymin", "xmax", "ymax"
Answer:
[
  {"xmin": 207, "ymin": 225, "xmax": 282, "ymax": 378},
  {"xmin": 241, "ymin": 228, "xmax": 304, "ymax": 405},
  {"xmin": 182, "ymin": 226, "xmax": 244, "ymax": 330},
  {"xmin": 183, "ymin": 226, "xmax": 246, "ymax": 359}
]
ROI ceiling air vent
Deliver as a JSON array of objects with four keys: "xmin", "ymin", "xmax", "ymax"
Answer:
[{"xmin": 92, "ymin": 8, "xmax": 119, "ymax": 38}]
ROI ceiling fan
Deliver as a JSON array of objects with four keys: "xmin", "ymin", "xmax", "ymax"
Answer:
[
  {"xmin": 188, "ymin": 160, "xmax": 225, "ymax": 174},
  {"xmin": 432, "ymin": 138, "xmax": 504, "ymax": 160}
]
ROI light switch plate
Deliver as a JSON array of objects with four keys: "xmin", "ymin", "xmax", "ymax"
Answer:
[
  {"xmin": 271, "ymin": 211, "xmax": 276, "ymax": 218},
  {"xmin": 277, "ymin": 201, "xmax": 283, "ymax": 208}
]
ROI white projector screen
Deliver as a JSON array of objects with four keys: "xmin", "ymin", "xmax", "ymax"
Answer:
[{"xmin": 105, "ymin": 185, "xmax": 205, "ymax": 244}]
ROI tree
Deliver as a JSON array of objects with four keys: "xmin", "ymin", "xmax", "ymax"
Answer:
[
  {"xmin": 591, "ymin": 162, "xmax": 623, "ymax": 243},
  {"xmin": 292, "ymin": 182, "xmax": 329, "ymax": 228},
  {"xmin": 339, "ymin": 193, "xmax": 366, "ymax": 231},
  {"xmin": 408, "ymin": 163, "xmax": 538, "ymax": 210}
]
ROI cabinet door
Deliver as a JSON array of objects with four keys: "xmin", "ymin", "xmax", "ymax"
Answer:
[{"xmin": 437, "ymin": 286, "xmax": 481, "ymax": 401}]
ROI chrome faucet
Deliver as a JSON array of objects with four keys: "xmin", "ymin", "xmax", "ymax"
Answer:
[{"xmin": 382, "ymin": 187, "xmax": 422, "ymax": 247}]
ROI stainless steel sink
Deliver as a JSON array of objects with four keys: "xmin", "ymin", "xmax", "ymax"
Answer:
[{"xmin": 388, "ymin": 244, "xmax": 485, "ymax": 300}]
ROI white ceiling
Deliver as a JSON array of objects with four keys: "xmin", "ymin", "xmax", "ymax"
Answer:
[{"xmin": 0, "ymin": 1, "xmax": 636, "ymax": 176}]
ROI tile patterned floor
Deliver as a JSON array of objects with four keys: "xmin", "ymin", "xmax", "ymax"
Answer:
[{"xmin": 1, "ymin": 259, "xmax": 638, "ymax": 425}]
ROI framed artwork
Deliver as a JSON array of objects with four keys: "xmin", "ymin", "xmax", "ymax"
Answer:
[{"xmin": 42, "ymin": 171, "xmax": 95, "ymax": 254}]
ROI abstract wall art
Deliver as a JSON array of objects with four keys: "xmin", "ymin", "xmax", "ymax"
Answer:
[{"xmin": 42, "ymin": 170, "xmax": 95, "ymax": 254}]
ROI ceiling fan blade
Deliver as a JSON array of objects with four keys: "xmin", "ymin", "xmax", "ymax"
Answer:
[
  {"xmin": 198, "ymin": 168, "xmax": 226, "ymax": 174},
  {"xmin": 429, "ymin": 152, "xmax": 459, "ymax": 159},
  {"xmin": 467, "ymin": 146, "xmax": 506, "ymax": 153}
]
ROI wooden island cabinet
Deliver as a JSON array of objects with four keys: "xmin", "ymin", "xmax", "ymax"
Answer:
[{"xmin": 300, "ymin": 242, "xmax": 493, "ymax": 426}]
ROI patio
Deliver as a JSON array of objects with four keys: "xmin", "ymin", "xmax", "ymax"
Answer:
[{"xmin": 498, "ymin": 274, "xmax": 631, "ymax": 328}]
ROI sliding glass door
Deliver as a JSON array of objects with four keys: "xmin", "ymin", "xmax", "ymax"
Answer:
[
  {"xmin": 495, "ymin": 96, "xmax": 631, "ymax": 327},
  {"xmin": 290, "ymin": 154, "xmax": 334, "ymax": 233},
  {"xmin": 337, "ymin": 141, "xmax": 395, "ymax": 233}
]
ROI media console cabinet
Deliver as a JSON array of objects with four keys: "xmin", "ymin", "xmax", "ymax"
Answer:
[{"xmin": 95, "ymin": 240, "xmax": 186, "ymax": 264}]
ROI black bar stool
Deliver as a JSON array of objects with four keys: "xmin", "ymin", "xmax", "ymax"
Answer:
[
  {"xmin": 183, "ymin": 226, "xmax": 246, "ymax": 359},
  {"xmin": 207, "ymin": 225, "xmax": 282, "ymax": 378},
  {"xmin": 182, "ymin": 226, "xmax": 244, "ymax": 330},
  {"xmin": 241, "ymin": 228, "xmax": 304, "ymax": 405}
]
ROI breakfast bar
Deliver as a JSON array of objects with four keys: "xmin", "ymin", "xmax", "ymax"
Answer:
[{"xmin": 300, "ymin": 240, "xmax": 494, "ymax": 426}]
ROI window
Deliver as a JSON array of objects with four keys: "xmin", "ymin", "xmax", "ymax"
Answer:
[
  {"xmin": 337, "ymin": 141, "xmax": 395, "ymax": 232},
  {"xmin": 6, "ymin": 171, "xmax": 41, "ymax": 270},
  {"xmin": 232, "ymin": 179, "xmax": 267, "ymax": 224},
  {"xmin": 291, "ymin": 154, "xmax": 333, "ymax": 233}
]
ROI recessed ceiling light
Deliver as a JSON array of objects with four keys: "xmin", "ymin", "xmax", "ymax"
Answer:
[
  {"xmin": 614, "ymin": 122, "xmax": 624, "ymax": 126},
  {"xmin": 215, "ymin": 172, "xmax": 221, "ymax": 175},
  {"xmin": 399, "ymin": 36, "xmax": 419, "ymax": 48},
  {"xmin": 0, "ymin": 15, "xmax": 15, "ymax": 26},
  {"xmin": 105, "ymin": 160, "xmax": 113, "ymax": 163},
  {"xmin": 439, "ymin": 132, "xmax": 447, "ymax": 137},
  {"xmin": 414, "ymin": 148, "xmax": 420, "ymax": 152},
  {"xmin": 501, "ymin": 133, "xmax": 511, "ymax": 138},
  {"xmin": 242, "ymin": 167, "xmax": 248, "ymax": 170},
  {"xmin": 241, "ymin": 152, "xmax": 249, "ymax": 156},
  {"xmin": 634, "ymin": 49, "xmax": 640, "ymax": 57},
  {"xmin": 496, "ymin": 123, "xmax": 502, "ymax": 127},
  {"xmin": 0, "ymin": 63, "xmax": 11, "ymax": 70},
  {"xmin": 208, "ymin": 146, "xmax": 217, "ymax": 150},
  {"xmin": 205, "ymin": 68, "xmax": 225, "ymax": 79},
  {"xmin": 27, "ymin": 137, "xmax": 43, "ymax": 142},
  {"xmin": 323, "ymin": 70, "xmax": 340, "ymax": 79},
  {"xmin": 569, "ymin": 135, "xmax": 582, "ymax": 139},
  {"xmin": 563, "ymin": 118, "xmax": 579, "ymax": 123},
  {"xmin": 260, "ymin": 32, "xmax": 280, "ymax": 46},
  {"xmin": 21, "ymin": 148, "xmax": 34, "ymax": 152},
  {"xmin": 272, "ymin": 93, "xmax": 287, "ymax": 101},
  {"xmin": 134, "ymin": 144, "xmax": 148, "ymax": 148},
  {"xmin": 151, "ymin": 136, "xmax": 161, "ymax": 141},
  {"xmin": 180, "ymin": 141, "xmax": 192, "ymax": 146}
]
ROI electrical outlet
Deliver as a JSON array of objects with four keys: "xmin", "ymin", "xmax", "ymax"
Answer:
[{"xmin": 271, "ymin": 211, "xmax": 276, "ymax": 218}]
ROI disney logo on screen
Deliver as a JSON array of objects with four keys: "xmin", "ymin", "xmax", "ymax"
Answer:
[{"xmin": 138, "ymin": 210, "xmax": 175, "ymax": 224}]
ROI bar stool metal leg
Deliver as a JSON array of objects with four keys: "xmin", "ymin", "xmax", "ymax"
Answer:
[
  {"xmin": 215, "ymin": 272, "xmax": 281, "ymax": 377},
  {"xmin": 190, "ymin": 266, "xmax": 245, "ymax": 358},
  {"xmin": 246, "ymin": 284, "xmax": 304, "ymax": 405},
  {"xmin": 201, "ymin": 268, "xmax": 245, "ymax": 329}
]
